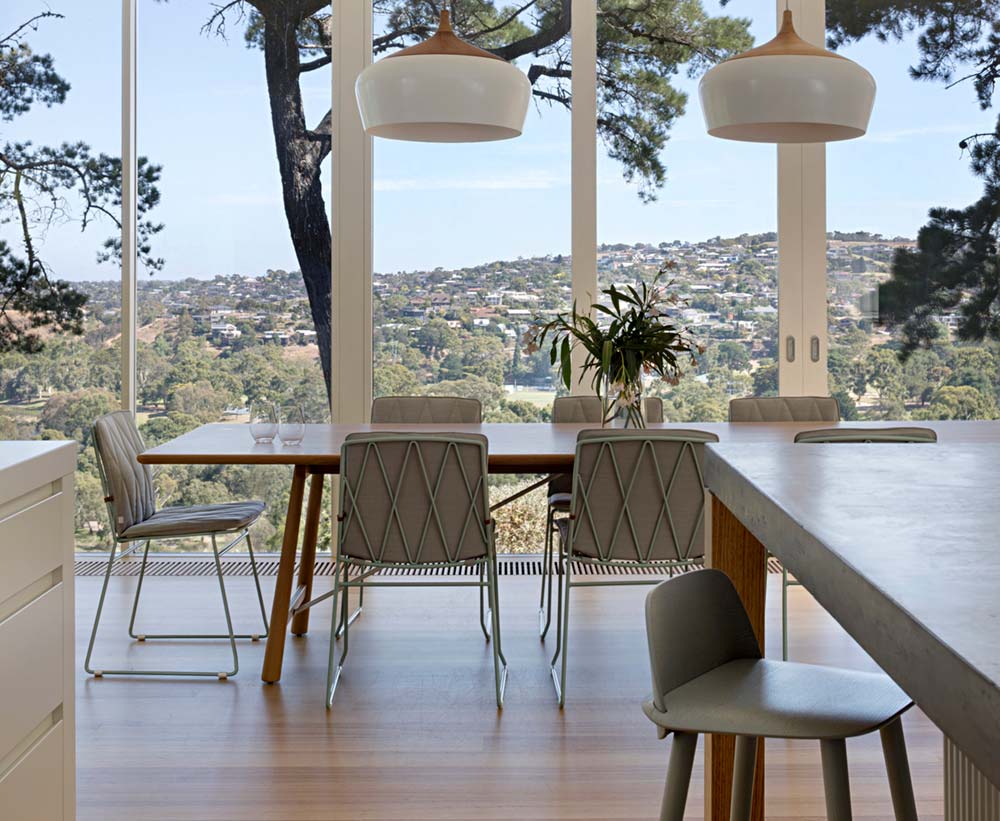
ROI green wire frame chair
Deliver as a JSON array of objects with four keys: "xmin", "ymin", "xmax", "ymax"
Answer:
[
  {"xmin": 550, "ymin": 428, "xmax": 719, "ymax": 706},
  {"xmin": 780, "ymin": 426, "xmax": 938, "ymax": 661},
  {"xmin": 323, "ymin": 432, "xmax": 507, "ymax": 708},
  {"xmin": 85, "ymin": 411, "xmax": 269, "ymax": 680}
]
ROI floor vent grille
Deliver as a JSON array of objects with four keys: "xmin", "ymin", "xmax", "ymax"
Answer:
[{"xmin": 76, "ymin": 555, "xmax": 784, "ymax": 578}]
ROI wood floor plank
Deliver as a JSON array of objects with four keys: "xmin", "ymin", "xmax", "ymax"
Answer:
[{"xmin": 75, "ymin": 571, "xmax": 944, "ymax": 820}]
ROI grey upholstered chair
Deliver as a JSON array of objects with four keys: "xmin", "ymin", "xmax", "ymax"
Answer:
[
  {"xmin": 728, "ymin": 395, "xmax": 841, "ymax": 423},
  {"xmin": 794, "ymin": 426, "xmax": 937, "ymax": 444},
  {"xmin": 644, "ymin": 396, "xmax": 665, "ymax": 423},
  {"xmin": 550, "ymin": 428, "xmax": 719, "ymax": 706},
  {"xmin": 540, "ymin": 395, "xmax": 603, "ymax": 639},
  {"xmin": 779, "ymin": 426, "xmax": 938, "ymax": 660},
  {"xmin": 644, "ymin": 570, "xmax": 917, "ymax": 821},
  {"xmin": 85, "ymin": 411, "xmax": 268, "ymax": 679},
  {"xmin": 370, "ymin": 395, "xmax": 482, "ymax": 423},
  {"xmin": 325, "ymin": 432, "xmax": 507, "ymax": 708}
]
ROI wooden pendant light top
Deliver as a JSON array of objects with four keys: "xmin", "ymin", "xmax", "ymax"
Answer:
[
  {"xmin": 728, "ymin": 9, "xmax": 846, "ymax": 62},
  {"xmin": 385, "ymin": 9, "xmax": 504, "ymax": 62}
]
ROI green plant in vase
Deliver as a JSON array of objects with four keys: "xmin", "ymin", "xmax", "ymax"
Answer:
[{"xmin": 525, "ymin": 264, "xmax": 702, "ymax": 428}]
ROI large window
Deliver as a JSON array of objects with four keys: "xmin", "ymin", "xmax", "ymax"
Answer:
[
  {"xmin": 126, "ymin": 1, "xmax": 333, "ymax": 552},
  {"xmin": 826, "ymin": 8, "xmax": 999, "ymax": 421},
  {"xmin": 596, "ymin": 0, "xmax": 778, "ymax": 421},
  {"xmin": 0, "ymin": 3, "xmax": 122, "ymax": 549}
]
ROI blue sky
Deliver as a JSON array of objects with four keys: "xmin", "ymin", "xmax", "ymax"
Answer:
[{"xmin": 0, "ymin": 1, "xmax": 990, "ymax": 281}]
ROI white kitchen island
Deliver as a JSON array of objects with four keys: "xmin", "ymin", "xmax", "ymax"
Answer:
[{"xmin": 0, "ymin": 441, "xmax": 77, "ymax": 820}]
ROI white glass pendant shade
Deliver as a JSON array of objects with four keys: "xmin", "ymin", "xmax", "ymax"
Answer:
[
  {"xmin": 356, "ymin": 10, "xmax": 531, "ymax": 143},
  {"xmin": 699, "ymin": 10, "xmax": 875, "ymax": 143}
]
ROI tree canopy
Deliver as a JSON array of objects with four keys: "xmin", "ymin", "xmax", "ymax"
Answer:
[
  {"xmin": 824, "ymin": 1, "xmax": 1000, "ymax": 357},
  {"xmin": 0, "ymin": 12, "xmax": 163, "ymax": 354}
]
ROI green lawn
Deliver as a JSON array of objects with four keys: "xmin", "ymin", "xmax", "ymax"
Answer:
[{"xmin": 509, "ymin": 389, "xmax": 556, "ymax": 409}]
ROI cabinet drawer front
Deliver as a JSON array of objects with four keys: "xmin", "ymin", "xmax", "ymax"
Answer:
[
  {"xmin": 0, "ymin": 586, "xmax": 64, "ymax": 759},
  {"xmin": 0, "ymin": 721, "xmax": 64, "ymax": 821},
  {"xmin": 0, "ymin": 491, "xmax": 64, "ymax": 605}
]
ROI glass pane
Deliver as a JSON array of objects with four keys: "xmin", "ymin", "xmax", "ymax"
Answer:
[
  {"xmin": 371, "ymin": 6, "xmax": 573, "ymax": 554},
  {"xmin": 0, "ymin": 3, "xmax": 122, "ymax": 551},
  {"xmin": 137, "ymin": 2, "xmax": 332, "ymax": 552},
  {"xmin": 827, "ymin": 10, "xmax": 997, "ymax": 421},
  {"xmin": 597, "ymin": 0, "xmax": 777, "ymax": 421}
]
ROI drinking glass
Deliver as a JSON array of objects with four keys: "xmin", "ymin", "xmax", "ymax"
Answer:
[
  {"xmin": 279, "ymin": 403, "xmax": 305, "ymax": 446},
  {"xmin": 249, "ymin": 400, "xmax": 278, "ymax": 444}
]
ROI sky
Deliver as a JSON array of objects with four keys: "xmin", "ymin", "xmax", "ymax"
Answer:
[{"xmin": 0, "ymin": 1, "xmax": 991, "ymax": 282}]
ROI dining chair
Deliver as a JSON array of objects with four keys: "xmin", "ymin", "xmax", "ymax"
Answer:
[
  {"xmin": 779, "ymin": 426, "xmax": 938, "ymax": 660},
  {"xmin": 324, "ymin": 432, "xmax": 507, "ymax": 708},
  {"xmin": 728, "ymin": 395, "xmax": 841, "ymax": 422},
  {"xmin": 85, "ymin": 411, "xmax": 268, "ymax": 679},
  {"xmin": 550, "ymin": 428, "xmax": 719, "ymax": 706},
  {"xmin": 370, "ymin": 395, "xmax": 482, "ymax": 423},
  {"xmin": 794, "ymin": 426, "xmax": 938, "ymax": 444},
  {"xmin": 644, "ymin": 396, "xmax": 665, "ymax": 423},
  {"xmin": 644, "ymin": 569, "xmax": 917, "ymax": 821},
  {"xmin": 350, "ymin": 395, "xmax": 483, "ymax": 636},
  {"xmin": 539, "ymin": 395, "xmax": 604, "ymax": 640}
]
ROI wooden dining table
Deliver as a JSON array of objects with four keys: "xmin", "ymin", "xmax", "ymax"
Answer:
[{"xmin": 139, "ymin": 418, "xmax": 1000, "ymax": 821}]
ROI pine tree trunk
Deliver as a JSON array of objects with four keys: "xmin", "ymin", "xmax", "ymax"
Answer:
[{"xmin": 261, "ymin": 5, "xmax": 333, "ymax": 399}]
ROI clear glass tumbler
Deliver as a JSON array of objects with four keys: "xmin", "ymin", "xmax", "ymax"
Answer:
[
  {"xmin": 279, "ymin": 403, "xmax": 305, "ymax": 446},
  {"xmin": 249, "ymin": 400, "xmax": 279, "ymax": 444}
]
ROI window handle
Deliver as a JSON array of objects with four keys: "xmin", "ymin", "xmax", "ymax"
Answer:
[
  {"xmin": 810, "ymin": 336, "xmax": 820, "ymax": 362},
  {"xmin": 785, "ymin": 335, "xmax": 795, "ymax": 362}
]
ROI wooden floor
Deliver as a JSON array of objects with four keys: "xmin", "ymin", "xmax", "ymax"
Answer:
[{"xmin": 76, "ymin": 568, "xmax": 944, "ymax": 820}]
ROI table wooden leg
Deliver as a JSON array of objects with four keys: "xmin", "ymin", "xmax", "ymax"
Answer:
[
  {"xmin": 261, "ymin": 465, "xmax": 307, "ymax": 684},
  {"xmin": 705, "ymin": 494, "xmax": 767, "ymax": 821},
  {"xmin": 290, "ymin": 472, "xmax": 324, "ymax": 636}
]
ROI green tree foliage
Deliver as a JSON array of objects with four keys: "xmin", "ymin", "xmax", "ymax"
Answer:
[
  {"xmin": 0, "ymin": 13, "xmax": 162, "ymax": 353},
  {"xmin": 39, "ymin": 388, "xmax": 117, "ymax": 444},
  {"xmin": 824, "ymin": 1, "xmax": 1000, "ymax": 356},
  {"xmin": 916, "ymin": 385, "xmax": 999, "ymax": 420}
]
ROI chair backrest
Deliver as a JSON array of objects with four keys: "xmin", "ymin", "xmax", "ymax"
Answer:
[
  {"xmin": 644, "ymin": 396, "xmax": 664, "ymax": 424},
  {"xmin": 645, "ymin": 569, "xmax": 761, "ymax": 711},
  {"xmin": 551, "ymin": 395, "xmax": 603, "ymax": 423},
  {"xmin": 568, "ymin": 429, "xmax": 719, "ymax": 564},
  {"xmin": 728, "ymin": 395, "xmax": 840, "ymax": 423},
  {"xmin": 92, "ymin": 411, "xmax": 156, "ymax": 539},
  {"xmin": 370, "ymin": 396, "xmax": 482, "ymax": 424},
  {"xmin": 794, "ymin": 426, "xmax": 937, "ymax": 444},
  {"xmin": 338, "ymin": 432, "xmax": 491, "ymax": 565}
]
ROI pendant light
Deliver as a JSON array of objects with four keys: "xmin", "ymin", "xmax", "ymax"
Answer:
[
  {"xmin": 699, "ymin": 8, "xmax": 876, "ymax": 143},
  {"xmin": 356, "ymin": 7, "xmax": 531, "ymax": 143}
]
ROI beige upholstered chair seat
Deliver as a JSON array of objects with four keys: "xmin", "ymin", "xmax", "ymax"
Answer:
[
  {"xmin": 121, "ymin": 500, "xmax": 265, "ymax": 539},
  {"xmin": 643, "ymin": 657, "xmax": 910, "ymax": 740}
]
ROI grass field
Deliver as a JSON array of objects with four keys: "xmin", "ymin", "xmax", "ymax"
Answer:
[{"xmin": 507, "ymin": 388, "xmax": 556, "ymax": 408}]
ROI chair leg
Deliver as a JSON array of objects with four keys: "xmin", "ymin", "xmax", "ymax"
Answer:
[
  {"xmin": 552, "ymin": 554, "xmax": 571, "ymax": 708},
  {"xmin": 479, "ymin": 560, "xmax": 491, "ymax": 641},
  {"xmin": 660, "ymin": 731, "xmax": 698, "ymax": 821},
  {"xmin": 730, "ymin": 735, "xmax": 758, "ymax": 821},
  {"xmin": 540, "ymin": 506, "xmax": 554, "ymax": 639},
  {"xmin": 880, "ymin": 718, "xmax": 918, "ymax": 821},
  {"xmin": 84, "ymin": 541, "xmax": 118, "ymax": 675},
  {"xmin": 209, "ymin": 534, "xmax": 239, "ymax": 679},
  {"xmin": 820, "ymin": 738, "xmax": 853, "ymax": 821},
  {"xmin": 326, "ymin": 559, "xmax": 346, "ymax": 708},
  {"xmin": 245, "ymin": 532, "xmax": 269, "ymax": 640},
  {"xmin": 487, "ymin": 547, "xmax": 508, "ymax": 708},
  {"xmin": 781, "ymin": 565, "xmax": 789, "ymax": 661},
  {"xmin": 127, "ymin": 540, "xmax": 152, "ymax": 639}
]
